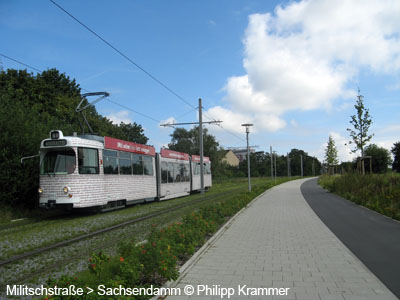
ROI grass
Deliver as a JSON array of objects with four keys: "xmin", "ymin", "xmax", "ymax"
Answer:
[
  {"xmin": 0, "ymin": 177, "xmax": 296, "ymax": 293},
  {"xmin": 318, "ymin": 173, "xmax": 400, "ymax": 220},
  {"xmin": 0, "ymin": 177, "xmax": 277, "ymax": 260},
  {"xmin": 38, "ymin": 177, "xmax": 296, "ymax": 300}
]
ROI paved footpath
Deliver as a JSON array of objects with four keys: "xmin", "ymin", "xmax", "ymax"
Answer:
[{"xmin": 165, "ymin": 178, "xmax": 398, "ymax": 300}]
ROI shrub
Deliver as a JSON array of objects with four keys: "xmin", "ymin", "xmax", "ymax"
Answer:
[
  {"xmin": 44, "ymin": 178, "xmax": 292, "ymax": 299},
  {"xmin": 319, "ymin": 173, "xmax": 400, "ymax": 220}
]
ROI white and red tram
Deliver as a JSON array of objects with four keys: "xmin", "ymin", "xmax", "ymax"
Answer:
[{"xmin": 38, "ymin": 130, "xmax": 211, "ymax": 210}]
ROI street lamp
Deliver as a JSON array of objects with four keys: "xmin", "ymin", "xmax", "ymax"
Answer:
[{"xmin": 242, "ymin": 124, "xmax": 253, "ymax": 192}]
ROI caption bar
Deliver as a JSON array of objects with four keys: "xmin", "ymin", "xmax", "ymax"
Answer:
[{"xmin": 7, "ymin": 284, "xmax": 290, "ymax": 298}]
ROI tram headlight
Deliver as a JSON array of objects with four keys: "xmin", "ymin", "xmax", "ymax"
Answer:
[
  {"xmin": 38, "ymin": 187, "xmax": 43, "ymax": 194},
  {"xmin": 63, "ymin": 186, "xmax": 70, "ymax": 194}
]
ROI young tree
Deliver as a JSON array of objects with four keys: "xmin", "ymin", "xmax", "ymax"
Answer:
[
  {"xmin": 392, "ymin": 142, "xmax": 400, "ymax": 172},
  {"xmin": 325, "ymin": 135, "xmax": 339, "ymax": 167},
  {"xmin": 347, "ymin": 90, "xmax": 374, "ymax": 157}
]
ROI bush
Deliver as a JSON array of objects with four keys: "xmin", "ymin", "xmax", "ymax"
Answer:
[
  {"xmin": 44, "ymin": 178, "xmax": 292, "ymax": 299},
  {"xmin": 364, "ymin": 144, "xmax": 392, "ymax": 173}
]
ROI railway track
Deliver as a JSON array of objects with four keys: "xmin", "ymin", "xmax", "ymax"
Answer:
[
  {"xmin": 1, "ymin": 190, "xmax": 238, "ymax": 290},
  {"xmin": 0, "ymin": 186, "xmax": 246, "ymax": 269},
  {"xmin": 0, "ymin": 180, "xmax": 277, "ymax": 291}
]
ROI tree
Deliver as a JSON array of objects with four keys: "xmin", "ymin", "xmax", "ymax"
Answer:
[
  {"xmin": 347, "ymin": 90, "xmax": 374, "ymax": 157},
  {"xmin": 238, "ymin": 151, "xmax": 268, "ymax": 177},
  {"xmin": 168, "ymin": 126, "xmax": 224, "ymax": 176},
  {"xmin": 325, "ymin": 135, "xmax": 339, "ymax": 174},
  {"xmin": 0, "ymin": 68, "xmax": 148, "ymax": 209},
  {"xmin": 110, "ymin": 122, "xmax": 148, "ymax": 145},
  {"xmin": 391, "ymin": 142, "xmax": 400, "ymax": 172},
  {"xmin": 364, "ymin": 144, "xmax": 392, "ymax": 173},
  {"xmin": 237, "ymin": 149, "xmax": 322, "ymax": 178}
]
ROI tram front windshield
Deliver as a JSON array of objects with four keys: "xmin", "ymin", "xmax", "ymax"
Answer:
[{"xmin": 40, "ymin": 148, "xmax": 76, "ymax": 175}]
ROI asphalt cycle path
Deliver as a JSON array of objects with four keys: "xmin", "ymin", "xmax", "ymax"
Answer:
[
  {"xmin": 165, "ymin": 178, "xmax": 397, "ymax": 300},
  {"xmin": 301, "ymin": 178, "xmax": 400, "ymax": 299}
]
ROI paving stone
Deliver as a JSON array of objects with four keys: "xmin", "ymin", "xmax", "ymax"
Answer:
[{"xmin": 163, "ymin": 179, "xmax": 397, "ymax": 300}]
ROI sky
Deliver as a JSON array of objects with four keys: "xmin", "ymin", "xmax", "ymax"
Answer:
[{"xmin": 1, "ymin": 0, "xmax": 400, "ymax": 163}]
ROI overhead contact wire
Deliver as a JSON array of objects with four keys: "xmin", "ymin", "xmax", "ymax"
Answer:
[
  {"xmin": 0, "ymin": 53, "xmax": 42, "ymax": 73},
  {"xmin": 49, "ymin": 0, "xmax": 197, "ymax": 111}
]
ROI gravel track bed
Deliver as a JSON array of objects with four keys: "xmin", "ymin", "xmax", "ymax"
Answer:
[
  {"xmin": 0, "ymin": 193, "xmax": 216, "ymax": 261},
  {"xmin": 0, "ymin": 193, "xmax": 229, "ymax": 292}
]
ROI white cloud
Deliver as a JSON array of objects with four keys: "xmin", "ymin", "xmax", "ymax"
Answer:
[
  {"xmin": 378, "ymin": 124, "xmax": 400, "ymax": 134},
  {"xmin": 106, "ymin": 110, "xmax": 132, "ymax": 124},
  {"xmin": 373, "ymin": 125, "xmax": 399, "ymax": 157},
  {"xmin": 313, "ymin": 132, "xmax": 356, "ymax": 163},
  {"xmin": 205, "ymin": 106, "xmax": 252, "ymax": 133},
  {"xmin": 209, "ymin": 0, "xmax": 400, "ymax": 133},
  {"xmin": 159, "ymin": 117, "xmax": 177, "ymax": 130},
  {"xmin": 314, "ymin": 129, "xmax": 399, "ymax": 163},
  {"xmin": 375, "ymin": 140, "xmax": 396, "ymax": 152}
]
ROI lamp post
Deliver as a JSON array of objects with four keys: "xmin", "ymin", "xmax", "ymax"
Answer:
[
  {"xmin": 273, "ymin": 151, "xmax": 277, "ymax": 181},
  {"xmin": 242, "ymin": 124, "xmax": 253, "ymax": 192}
]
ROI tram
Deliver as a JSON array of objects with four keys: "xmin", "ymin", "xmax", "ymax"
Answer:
[{"xmin": 38, "ymin": 130, "xmax": 212, "ymax": 210}]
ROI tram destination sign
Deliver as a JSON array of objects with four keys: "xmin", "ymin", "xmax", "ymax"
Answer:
[
  {"xmin": 44, "ymin": 140, "xmax": 67, "ymax": 147},
  {"xmin": 104, "ymin": 136, "xmax": 156, "ymax": 156},
  {"xmin": 192, "ymin": 155, "xmax": 210, "ymax": 163},
  {"xmin": 161, "ymin": 149, "xmax": 189, "ymax": 161}
]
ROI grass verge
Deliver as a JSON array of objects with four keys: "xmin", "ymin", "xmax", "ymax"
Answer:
[
  {"xmin": 318, "ymin": 173, "xmax": 400, "ymax": 220},
  {"xmin": 40, "ymin": 177, "xmax": 294, "ymax": 300},
  {"xmin": 0, "ymin": 178, "xmax": 268, "ymax": 260}
]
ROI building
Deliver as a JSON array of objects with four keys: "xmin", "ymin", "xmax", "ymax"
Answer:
[
  {"xmin": 232, "ymin": 148, "xmax": 256, "ymax": 163},
  {"xmin": 221, "ymin": 150, "xmax": 240, "ymax": 167}
]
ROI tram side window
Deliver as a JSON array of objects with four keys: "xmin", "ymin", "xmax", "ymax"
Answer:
[
  {"xmin": 161, "ymin": 162, "xmax": 168, "ymax": 183},
  {"xmin": 132, "ymin": 154, "xmax": 143, "ymax": 175},
  {"xmin": 184, "ymin": 164, "xmax": 190, "ymax": 181},
  {"xmin": 167, "ymin": 162, "xmax": 174, "ymax": 183},
  {"xmin": 194, "ymin": 163, "xmax": 200, "ymax": 175},
  {"xmin": 78, "ymin": 148, "xmax": 99, "ymax": 174},
  {"xmin": 173, "ymin": 163, "xmax": 180, "ymax": 182},
  {"xmin": 179, "ymin": 164, "xmax": 186, "ymax": 182},
  {"xmin": 205, "ymin": 163, "xmax": 211, "ymax": 174},
  {"xmin": 143, "ymin": 156, "xmax": 154, "ymax": 176},
  {"xmin": 103, "ymin": 150, "xmax": 118, "ymax": 174},
  {"xmin": 119, "ymin": 151, "xmax": 132, "ymax": 175}
]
